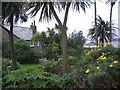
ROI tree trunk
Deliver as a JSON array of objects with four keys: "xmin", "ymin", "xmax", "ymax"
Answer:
[
  {"xmin": 9, "ymin": 16, "xmax": 18, "ymax": 70},
  {"xmin": 101, "ymin": 28, "xmax": 104, "ymax": 47},
  {"xmin": 50, "ymin": 3, "xmax": 70, "ymax": 74},
  {"xmin": 110, "ymin": 4, "xmax": 112, "ymax": 43},
  {"xmin": 94, "ymin": 0, "xmax": 98, "ymax": 46},
  {"xmin": 110, "ymin": 2, "xmax": 115, "ymax": 43},
  {"xmin": 60, "ymin": 25, "xmax": 68, "ymax": 74}
]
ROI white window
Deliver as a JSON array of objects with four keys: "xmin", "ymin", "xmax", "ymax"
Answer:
[
  {"xmin": 37, "ymin": 41, "xmax": 40, "ymax": 46},
  {"xmin": 30, "ymin": 41, "xmax": 34, "ymax": 47}
]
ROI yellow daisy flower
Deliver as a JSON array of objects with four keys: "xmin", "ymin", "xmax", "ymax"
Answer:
[
  {"xmin": 113, "ymin": 60, "xmax": 118, "ymax": 64},
  {"xmin": 85, "ymin": 69, "xmax": 90, "ymax": 73},
  {"xmin": 96, "ymin": 66, "xmax": 100, "ymax": 69},
  {"xmin": 109, "ymin": 64, "xmax": 113, "ymax": 67}
]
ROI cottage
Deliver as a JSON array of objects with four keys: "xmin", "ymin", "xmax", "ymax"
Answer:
[{"xmin": 2, "ymin": 21, "xmax": 42, "ymax": 52}]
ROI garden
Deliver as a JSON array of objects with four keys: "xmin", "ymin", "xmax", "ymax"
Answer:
[
  {"xmin": 1, "ymin": 1, "xmax": 120, "ymax": 89},
  {"xmin": 2, "ymin": 41, "xmax": 120, "ymax": 88}
]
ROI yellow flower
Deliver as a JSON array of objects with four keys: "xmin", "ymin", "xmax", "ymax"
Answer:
[
  {"xmin": 102, "ymin": 53, "xmax": 105, "ymax": 55},
  {"xmin": 102, "ymin": 56, "xmax": 106, "ymax": 60},
  {"xmin": 107, "ymin": 52, "xmax": 110, "ymax": 54},
  {"xmin": 96, "ymin": 66, "xmax": 100, "ymax": 69},
  {"xmin": 104, "ymin": 43, "xmax": 108, "ymax": 46},
  {"xmin": 109, "ymin": 64, "xmax": 113, "ymax": 67},
  {"xmin": 85, "ymin": 69, "xmax": 90, "ymax": 73},
  {"xmin": 113, "ymin": 60, "xmax": 118, "ymax": 64},
  {"xmin": 97, "ymin": 58, "xmax": 99, "ymax": 60},
  {"xmin": 108, "ymin": 42, "xmax": 112, "ymax": 45}
]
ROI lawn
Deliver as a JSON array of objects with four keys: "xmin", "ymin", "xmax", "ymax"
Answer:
[{"xmin": 21, "ymin": 64, "xmax": 40, "ymax": 69}]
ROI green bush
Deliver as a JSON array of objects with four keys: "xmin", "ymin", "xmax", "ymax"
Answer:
[
  {"xmin": 5, "ymin": 65, "xmax": 64, "ymax": 88},
  {"xmin": 71, "ymin": 45, "xmax": 120, "ymax": 88},
  {"xmin": 43, "ymin": 58, "xmax": 62, "ymax": 75},
  {"xmin": 2, "ymin": 40, "xmax": 11, "ymax": 59},
  {"xmin": 43, "ymin": 56, "xmax": 78, "ymax": 75},
  {"xmin": 2, "ymin": 58, "xmax": 21, "ymax": 88},
  {"xmin": 15, "ymin": 39, "xmax": 41, "ymax": 64},
  {"xmin": 44, "ymin": 42, "xmax": 60, "ymax": 60}
]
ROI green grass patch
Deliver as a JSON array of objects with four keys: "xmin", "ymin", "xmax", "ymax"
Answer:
[{"xmin": 21, "ymin": 64, "xmax": 40, "ymax": 69}]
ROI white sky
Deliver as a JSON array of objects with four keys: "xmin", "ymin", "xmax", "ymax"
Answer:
[{"xmin": 18, "ymin": 1, "xmax": 118, "ymax": 38}]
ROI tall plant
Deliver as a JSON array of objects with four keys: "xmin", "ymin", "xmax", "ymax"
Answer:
[
  {"xmin": 25, "ymin": 1, "xmax": 92, "ymax": 74},
  {"xmin": 106, "ymin": 0, "xmax": 117, "ymax": 43},
  {"xmin": 2, "ymin": 2, "xmax": 28, "ymax": 70},
  {"xmin": 88, "ymin": 16, "xmax": 118, "ymax": 44}
]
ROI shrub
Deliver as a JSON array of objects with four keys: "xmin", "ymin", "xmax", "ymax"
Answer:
[
  {"xmin": 2, "ymin": 40, "xmax": 11, "ymax": 59},
  {"xmin": 5, "ymin": 65, "xmax": 64, "ymax": 88},
  {"xmin": 15, "ymin": 39, "xmax": 40, "ymax": 64},
  {"xmin": 43, "ymin": 56, "xmax": 78, "ymax": 75},
  {"xmin": 43, "ymin": 58, "xmax": 62, "ymax": 75},
  {"xmin": 44, "ymin": 42, "xmax": 60, "ymax": 60},
  {"xmin": 72, "ymin": 43, "xmax": 120, "ymax": 88},
  {"xmin": 2, "ymin": 58, "xmax": 21, "ymax": 88}
]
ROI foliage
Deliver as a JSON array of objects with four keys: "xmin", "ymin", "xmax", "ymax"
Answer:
[
  {"xmin": 88, "ymin": 16, "xmax": 118, "ymax": 44},
  {"xmin": 69, "ymin": 42, "xmax": 120, "ymax": 88},
  {"xmin": 43, "ymin": 56, "xmax": 78, "ymax": 75},
  {"xmin": 25, "ymin": 1, "xmax": 92, "ymax": 74},
  {"xmin": 4, "ymin": 65, "xmax": 64, "ymax": 88},
  {"xmin": 2, "ymin": 40, "xmax": 11, "ymax": 59},
  {"xmin": 68, "ymin": 30, "xmax": 86, "ymax": 48},
  {"xmin": 68, "ymin": 45, "xmax": 85, "ymax": 59},
  {"xmin": 4, "ymin": 42, "xmax": 120, "ymax": 88},
  {"xmin": 4, "ymin": 64, "xmax": 79, "ymax": 89},
  {"xmin": 15, "ymin": 39, "xmax": 41, "ymax": 64},
  {"xmin": 2, "ymin": 2, "xmax": 28, "ymax": 23},
  {"xmin": 43, "ymin": 59, "xmax": 62, "ymax": 75},
  {"xmin": 44, "ymin": 42, "xmax": 60, "ymax": 60},
  {"xmin": 2, "ymin": 58, "xmax": 21, "ymax": 88},
  {"xmin": 32, "ymin": 32, "xmax": 41, "ymax": 42}
]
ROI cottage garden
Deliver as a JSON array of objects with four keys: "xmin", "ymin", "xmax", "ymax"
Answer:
[
  {"xmin": 2, "ymin": 42, "xmax": 120, "ymax": 88},
  {"xmin": 1, "ymin": 1, "xmax": 120, "ymax": 89}
]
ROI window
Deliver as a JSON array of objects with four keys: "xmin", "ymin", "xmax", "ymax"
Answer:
[
  {"xmin": 30, "ymin": 41, "xmax": 34, "ymax": 47},
  {"xmin": 37, "ymin": 41, "xmax": 39, "ymax": 46}
]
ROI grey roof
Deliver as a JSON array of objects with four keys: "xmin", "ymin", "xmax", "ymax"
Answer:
[{"xmin": 4, "ymin": 25, "xmax": 33, "ymax": 40}]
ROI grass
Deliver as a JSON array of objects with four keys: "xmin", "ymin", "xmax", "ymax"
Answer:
[{"xmin": 21, "ymin": 64, "xmax": 40, "ymax": 69}]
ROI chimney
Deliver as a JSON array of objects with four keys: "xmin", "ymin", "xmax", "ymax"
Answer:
[{"xmin": 31, "ymin": 20, "xmax": 37, "ymax": 35}]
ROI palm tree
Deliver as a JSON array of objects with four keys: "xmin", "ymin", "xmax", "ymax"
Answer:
[
  {"xmin": 106, "ymin": 0, "xmax": 118, "ymax": 43},
  {"xmin": 88, "ymin": 16, "xmax": 118, "ymax": 45},
  {"xmin": 94, "ymin": 0, "xmax": 98, "ymax": 46},
  {"xmin": 2, "ymin": 2, "xmax": 28, "ymax": 70},
  {"xmin": 25, "ymin": 1, "xmax": 92, "ymax": 74}
]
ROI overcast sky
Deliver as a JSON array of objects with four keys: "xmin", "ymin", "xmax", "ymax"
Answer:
[{"xmin": 18, "ymin": 1, "xmax": 118, "ymax": 38}]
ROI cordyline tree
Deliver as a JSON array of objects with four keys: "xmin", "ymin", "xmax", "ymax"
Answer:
[
  {"xmin": 87, "ymin": 16, "xmax": 118, "ymax": 45},
  {"xmin": 106, "ymin": 0, "xmax": 118, "ymax": 43},
  {"xmin": 2, "ymin": 2, "xmax": 28, "ymax": 70},
  {"xmin": 25, "ymin": 1, "xmax": 92, "ymax": 74},
  {"xmin": 94, "ymin": 0, "xmax": 98, "ymax": 46}
]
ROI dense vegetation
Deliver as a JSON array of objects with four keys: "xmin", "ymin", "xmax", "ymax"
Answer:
[
  {"xmin": 2, "ymin": 39, "xmax": 40, "ymax": 64},
  {"xmin": 3, "ymin": 42, "xmax": 120, "ymax": 88},
  {"xmin": 2, "ymin": 1, "xmax": 119, "ymax": 89}
]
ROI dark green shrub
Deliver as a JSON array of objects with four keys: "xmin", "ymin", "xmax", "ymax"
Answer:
[
  {"xmin": 44, "ymin": 42, "xmax": 60, "ymax": 60},
  {"xmin": 43, "ymin": 58, "xmax": 62, "ymax": 75},
  {"xmin": 2, "ymin": 58, "xmax": 21, "ymax": 88},
  {"xmin": 72, "ymin": 45, "xmax": 120, "ymax": 88},
  {"xmin": 43, "ymin": 56, "xmax": 78, "ymax": 75},
  {"xmin": 2, "ymin": 40, "xmax": 11, "ymax": 59},
  {"xmin": 15, "ymin": 39, "xmax": 40, "ymax": 64},
  {"xmin": 5, "ymin": 65, "xmax": 64, "ymax": 88}
]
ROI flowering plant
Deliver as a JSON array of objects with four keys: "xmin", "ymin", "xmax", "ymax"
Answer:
[{"xmin": 75, "ymin": 42, "xmax": 120, "ymax": 88}]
